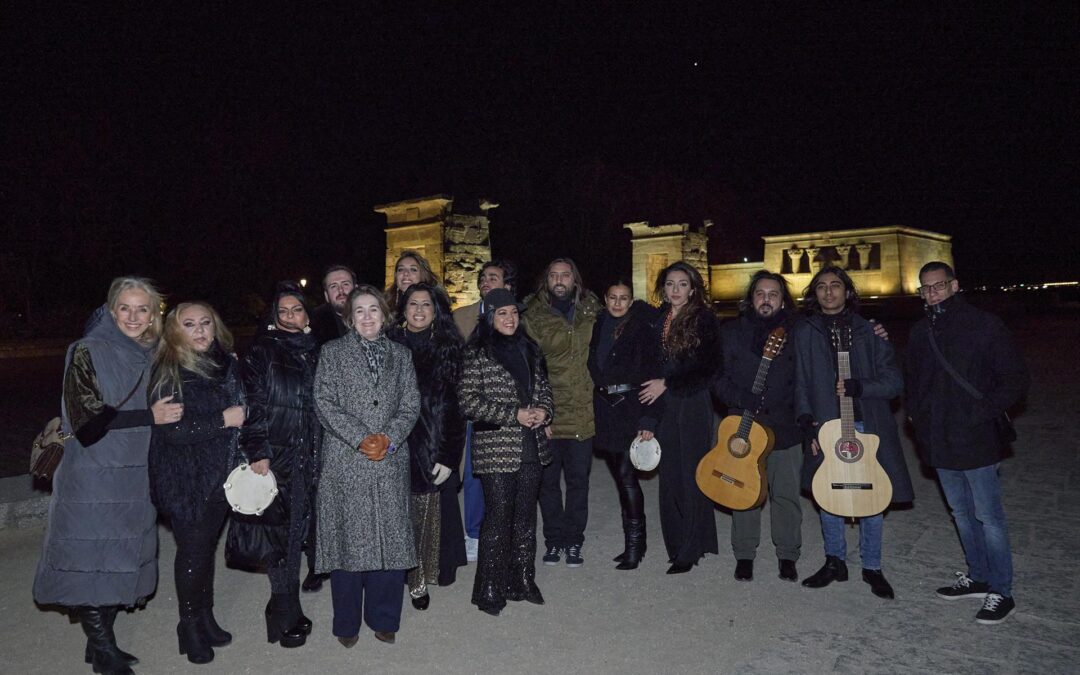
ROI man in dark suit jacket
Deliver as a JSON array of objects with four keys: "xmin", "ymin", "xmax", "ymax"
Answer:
[
  {"xmin": 452, "ymin": 259, "xmax": 518, "ymax": 562},
  {"xmin": 310, "ymin": 265, "xmax": 356, "ymax": 347}
]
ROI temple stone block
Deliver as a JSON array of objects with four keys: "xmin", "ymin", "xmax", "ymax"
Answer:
[
  {"xmin": 375, "ymin": 195, "xmax": 495, "ymax": 309},
  {"xmin": 624, "ymin": 221, "xmax": 712, "ymax": 304}
]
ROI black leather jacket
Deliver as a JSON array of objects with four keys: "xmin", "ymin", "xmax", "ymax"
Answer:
[{"xmin": 239, "ymin": 329, "xmax": 321, "ymax": 483}]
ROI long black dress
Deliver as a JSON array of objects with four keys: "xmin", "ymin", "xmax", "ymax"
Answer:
[{"xmin": 654, "ymin": 304, "xmax": 721, "ymax": 569}]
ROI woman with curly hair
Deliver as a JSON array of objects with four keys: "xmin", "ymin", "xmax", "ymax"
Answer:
[
  {"xmin": 639, "ymin": 262, "xmax": 721, "ymax": 574},
  {"xmin": 387, "ymin": 283, "xmax": 468, "ymax": 610},
  {"xmin": 148, "ymin": 302, "xmax": 245, "ymax": 664}
]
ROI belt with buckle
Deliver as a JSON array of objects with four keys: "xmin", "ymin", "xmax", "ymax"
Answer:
[{"xmin": 597, "ymin": 383, "xmax": 635, "ymax": 395}]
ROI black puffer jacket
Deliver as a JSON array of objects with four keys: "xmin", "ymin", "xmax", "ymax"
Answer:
[
  {"xmin": 239, "ymin": 329, "xmax": 321, "ymax": 485},
  {"xmin": 149, "ymin": 345, "xmax": 244, "ymax": 523},
  {"xmin": 587, "ymin": 301, "xmax": 663, "ymax": 452},
  {"xmin": 388, "ymin": 326, "xmax": 467, "ymax": 493}
]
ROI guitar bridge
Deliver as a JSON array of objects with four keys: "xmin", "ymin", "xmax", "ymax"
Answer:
[
  {"xmin": 830, "ymin": 483, "xmax": 873, "ymax": 490},
  {"xmin": 712, "ymin": 469, "xmax": 745, "ymax": 488}
]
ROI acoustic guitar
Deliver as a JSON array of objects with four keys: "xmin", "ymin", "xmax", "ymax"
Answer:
[
  {"xmin": 810, "ymin": 322, "xmax": 893, "ymax": 518},
  {"xmin": 696, "ymin": 327, "xmax": 786, "ymax": 511}
]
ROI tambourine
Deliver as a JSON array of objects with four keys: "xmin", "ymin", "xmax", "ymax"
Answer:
[
  {"xmin": 223, "ymin": 463, "xmax": 279, "ymax": 516},
  {"xmin": 629, "ymin": 436, "xmax": 661, "ymax": 472}
]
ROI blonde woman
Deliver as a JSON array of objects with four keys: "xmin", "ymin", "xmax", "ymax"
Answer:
[
  {"xmin": 384, "ymin": 250, "xmax": 438, "ymax": 316},
  {"xmin": 148, "ymin": 302, "xmax": 245, "ymax": 665},
  {"xmin": 34, "ymin": 277, "xmax": 181, "ymax": 675}
]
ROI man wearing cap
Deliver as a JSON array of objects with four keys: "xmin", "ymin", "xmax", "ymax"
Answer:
[{"xmin": 523, "ymin": 258, "xmax": 601, "ymax": 568}]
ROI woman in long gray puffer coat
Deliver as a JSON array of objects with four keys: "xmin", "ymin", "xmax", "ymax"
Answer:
[
  {"xmin": 314, "ymin": 284, "xmax": 420, "ymax": 647},
  {"xmin": 34, "ymin": 277, "xmax": 181, "ymax": 675}
]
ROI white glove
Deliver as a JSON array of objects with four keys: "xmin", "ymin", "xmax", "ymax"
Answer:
[{"xmin": 431, "ymin": 463, "xmax": 451, "ymax": 486}]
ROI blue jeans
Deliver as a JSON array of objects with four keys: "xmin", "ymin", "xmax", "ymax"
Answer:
[
  {"xmin": 936, "ymin": 463, "xmax": 1013, "ymax": 597},
  {"xmin": 819, "ymin": 511, "xmax": 883, "ymax": 570},
  {"xmin": 462, "ymin": 422, "xmax": 485, "ymax": 539}
]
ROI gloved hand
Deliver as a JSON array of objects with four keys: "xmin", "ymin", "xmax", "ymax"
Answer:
[
  {"xmin": 359, "ymin": 434, "xmax": 390, "ymax": 461},
  {"xmin": 431, "ymin": 463, "xmax": 451, "ymax": 486}
]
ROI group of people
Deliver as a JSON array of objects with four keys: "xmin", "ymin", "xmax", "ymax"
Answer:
[{"xmin": 31, "ymin": 251, "xmax": 1029, "ymax": 674}]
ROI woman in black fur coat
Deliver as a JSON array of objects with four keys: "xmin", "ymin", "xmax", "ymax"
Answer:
[
  {"xmin": 388, "ymin": 283, "xmax": 467, "ymax": 610},
  {"xmin": 587, "ymin": 279, "xmax": 662, "ymax": 570},
  {"xmin": 149, "ymin": 302, "xmax": 246, "ymax": 665},
  {"xmin": 639, "ymin": 262, "xmax": 722, "ymax": 574}
]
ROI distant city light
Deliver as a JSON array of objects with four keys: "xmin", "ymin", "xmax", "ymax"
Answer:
[{"xmin": 299, "ymin": 278, "xmax": 308, "ymax": 288}]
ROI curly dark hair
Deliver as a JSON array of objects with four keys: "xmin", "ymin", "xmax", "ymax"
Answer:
[
  {"xmin": 479, "ymin": 259, "xmax": 519, "ymax": 293},
  {"xmin": 738, "ymin": 270, "xmax": 796, "ymax": 316},
  {"xmin": 802, "ymin": 266, "xmax": 860, "ymax": 314},
  {"xmin": 654, "ymin": 261, "xmax": 709, "ymax": 357},
  {"xmin": 395, "ymin": 283, "xmax": 460, "ymax": 339}
]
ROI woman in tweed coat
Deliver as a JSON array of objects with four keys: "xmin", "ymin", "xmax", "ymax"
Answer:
[
  {"xmin": 459, "ymin": 288, "xmax": 554, "ymax": 616},
  {"xmin": 314, "ymin": 285, "xmax": 420, "ymax": 647}
]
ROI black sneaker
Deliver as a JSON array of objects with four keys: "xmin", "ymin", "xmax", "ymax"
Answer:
[
  {"xmin": 565, "ymin": 544, "xmax": 584, "ymax": 567},
  {"xmin": 936, "ymin": 572, "xmax": 990, "ymax": 600},
  {"xmin": 542, "ymin": 545, "xmax": 562, "ymax": 566},
  {"xmin": 975, "ymin": 593, "xmax": 1015, "ymax": 625}
]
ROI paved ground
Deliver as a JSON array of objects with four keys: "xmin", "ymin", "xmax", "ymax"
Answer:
[{"xmin": 3, "ymin": 315, "xmax": 1078, "ymax": 673}]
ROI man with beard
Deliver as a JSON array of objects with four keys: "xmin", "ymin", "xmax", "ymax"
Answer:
[
  {"xmin": 453, "ymin": 259, "xmax": 519, "ymax": 561},
  {"xmin": 714, "ymin": 271, "xmax": 804, "ymax": 582},
  {"xmin": 906, "ymin": 261, "xmax": 1028, "ymax": 624},
  {"xmin": 301, "ymin": 264, "xmax": 355, "ymax": 592},
  {"xmin": 523, "ymin": 258, "xmax": 601, "ymax": 567},
  {"xmin": 310, "ymin": 265, "xmax": 357, "ymax": 346}
]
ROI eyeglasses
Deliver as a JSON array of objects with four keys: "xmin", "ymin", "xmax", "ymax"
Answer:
[{"xmin": 917, "ymin": 279, "xmax": 953, "ymax": 295}]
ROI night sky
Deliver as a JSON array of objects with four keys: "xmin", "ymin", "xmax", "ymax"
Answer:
[{"xmin": 3, "ymin": 4, "xmax": 1077, "ymax": 328}]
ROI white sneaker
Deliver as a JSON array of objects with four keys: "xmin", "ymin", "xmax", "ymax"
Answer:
[{"xmin": 465, "ymin": 537, "xmax": 479, "ymax": 562}]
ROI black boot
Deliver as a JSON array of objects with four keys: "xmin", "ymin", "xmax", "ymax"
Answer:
[
  {"xmin": 196, "ymin": 554, "xmax": 231, "ymax": 647},
  {"xmin": 612, "ymin": 510, "xmax": 628, "ymax": 563},
  {"xmin": 177, "ymin": 618, "xmax": 214, "ymax": 664},
  {"xmin": 84, "ymin": 606, "xmax": 138, "ymax": 666},
  {"xmin": 79, "ymin": 607, "xmax": 135, "ymax": 675},
  {"xmin": 264, "ymin": 595, "xmax": 307, "ymax": 648},
  {"xmin": 616, "ymin": 517, "xmax": 646, "ymax": 570},
  {"xmin": 290, "ymin": 583, "xmax": 313, "ymax": 636},
  {"xmin": 802, "ymin": 555, "xmax": 849, "ymax": 589}
]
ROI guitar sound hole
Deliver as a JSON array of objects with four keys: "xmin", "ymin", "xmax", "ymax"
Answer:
[
  {"xmin": 727, "ymin": 436, "xmax": 750, "ymax": 458},
  {"xmin": 834, "ymin": 439, "xmax": 864, "ymax": 463}
]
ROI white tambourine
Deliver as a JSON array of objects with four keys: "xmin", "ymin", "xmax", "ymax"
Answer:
[
  {"xmin": 223, "ymin": 463, "xmax": 279, "ymax": 516},
  {"xmin": 629, "ymin": 436, "xmax": 661, "ymax": 471}
]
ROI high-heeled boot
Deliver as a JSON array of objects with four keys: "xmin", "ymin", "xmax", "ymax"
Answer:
[
  {"xmin": 177, "ymin": 617, "xmax": 214, "ymax": 665},
  {"xmin": 265, "ymin": 595, "xmax": 307, "ymax": 648},
  {"xmin": 616, "ymin": 517, "xmax": 646, "ymax": 570},
  {"xmin": 612, "ymin": 510, "xmax": 628, "ymax": 563},
  {"xmin": 79, "ymin": 607, "xmax": 135, "ymax": 675},
  {"xmin": 83, "ymin": 606, "xmax": 138, "ymax": 666}
]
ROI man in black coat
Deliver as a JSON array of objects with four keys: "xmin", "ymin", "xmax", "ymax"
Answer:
[
  {"xmin": 906, "ymin": 261, "xmax": 1029, "ymax": 625},
  {"xmin": 309, "ymin": 265, "xmax": 356, "ymax": 346},
  {"xmin": 714, "ymin": 271, "xmax": 803, "ymax": 583}
]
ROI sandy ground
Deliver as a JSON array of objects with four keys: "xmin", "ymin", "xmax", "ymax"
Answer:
[{"xmin": 2, "ymin": 315, "xmax": 1078, "ymax": 673}]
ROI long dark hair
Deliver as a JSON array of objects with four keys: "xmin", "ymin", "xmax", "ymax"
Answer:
[
  {"xmin": 738, "ymin": 270, "xmax": 796, "ymax": 316},
  {"xmin": 655, "ymin": 261, "xmax": 709, "ymax": 356},
  {"xmin": 396, "ymin": 283, "xmax": 460, "ymax": 340},
  {"xmin": 469, "ymin": 305, "xmax": 542, "ymax": 365},
  {"xmin": 535, "ymin": 257, "xmax": 589, "ymax": 304},
  {"xmin": 802, "ymin": 266, "xmax": 860, "ymax": 314}
]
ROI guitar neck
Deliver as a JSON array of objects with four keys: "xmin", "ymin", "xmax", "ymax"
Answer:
[
  {"xmin": 737, "ymin": 355, "xmax": 774, "ymax": 437},
  {"xmin": 837, "ymin": 350, "xmax": 855, "ymax": 440}
]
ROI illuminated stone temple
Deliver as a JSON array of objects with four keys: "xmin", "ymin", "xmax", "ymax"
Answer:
[{"xmin": 375, "ymin": 195, "xmax": 496, "ymax": 309}]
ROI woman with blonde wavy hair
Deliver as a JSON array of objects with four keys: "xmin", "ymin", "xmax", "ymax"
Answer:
[
  {"xmin": 148, "ymin": 302, "xmax": 246, "ymax": 665},
  {"xmin": 34, "ymin": 276, "xmax": 183, "ymax": 675},
  {"xmin": 384, "ymin": 250, "xmax": 439, "ymax": 317}
]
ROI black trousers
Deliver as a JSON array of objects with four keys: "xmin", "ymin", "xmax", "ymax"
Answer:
[
  {"xmin": 473, "ymin": 463, "xmax": 542, "ymax": 611},
  {"xmin": 657, "ymin": 390, "xmax": 718, "ymax": 566},
  {"xmin": 172, "ymin": 498, "xmax": 231, "ymax": 620},
  {"xmin": 330, "ymin": 569, "xmax": 406, "ymax": 637},
  {"xmin": 604, "ymin": 450, "xmax": 644, "ymax": 521},
  {"xmin": 539, "ymin": 438, "xmax": 593, "ymax": 548}
]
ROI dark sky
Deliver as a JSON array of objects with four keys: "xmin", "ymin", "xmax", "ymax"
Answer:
[{"xmin": 3, "ymin": 4, "xmax": 1077, "ymax": 324}]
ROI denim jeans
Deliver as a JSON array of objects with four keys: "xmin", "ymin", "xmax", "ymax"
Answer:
[
  {"xmin": 819, "ymin": 511, "xmax": 883, "ymax": 570},
  {"xmin": 936, "ymin": 463, "xmax": 1013, "ymax": 597},
  {"xmin": 462, "ymin": 422, "xmax": 485, "ymax": 539}
]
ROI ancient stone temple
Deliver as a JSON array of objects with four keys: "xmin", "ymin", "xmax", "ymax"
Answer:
[
  {"xmin": 374, "ymin": 195, "xmax": 495, "ymax": 309},
  {"xmin": 624, "ymin": 221, "xmax": 712, "ymax": 304},
  {"xmin": 709, "ymin": 226, "xmax": 953, "ymax": 301}
]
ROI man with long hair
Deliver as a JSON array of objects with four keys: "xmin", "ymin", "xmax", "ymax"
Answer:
[
  {"xmin": 523, "ymin": 257, "xmax": 601, "ymax": 568},
  {"xmin": 714, "ymin": 270, "xmax": 803, "ymax": 582},
  {"xmin": 793, "ymin": 266, "xmax": 913, "ymax": 599}
]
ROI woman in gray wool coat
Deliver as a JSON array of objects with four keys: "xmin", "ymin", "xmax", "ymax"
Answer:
[{"xmin": 314, "ymin": 284, "xmax": 420, "ymax": 648}]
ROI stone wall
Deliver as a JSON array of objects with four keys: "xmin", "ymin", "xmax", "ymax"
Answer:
[{"xmin": 625, "ymin": 221, "xmax": 712, "ymax": 304}]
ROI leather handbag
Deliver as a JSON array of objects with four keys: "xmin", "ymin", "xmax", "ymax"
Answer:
[{"xmin": 30, "ymin": 371, "xmax": 145, "ymax": 481}]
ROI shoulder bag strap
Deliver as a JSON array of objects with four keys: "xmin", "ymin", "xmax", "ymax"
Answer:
[
  {"xmin": 116, "ymin": 370, "xmax": 147, "ymax": 408},
  {"xmin": 927, "ymin": 328, "xmax": 984, "ymax": 400}
]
